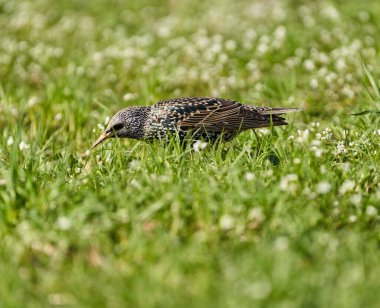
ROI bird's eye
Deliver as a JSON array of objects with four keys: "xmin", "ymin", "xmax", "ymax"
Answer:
[{"xmin": 112, "ymin": 123, "xmax": 123, "ymax": 131}]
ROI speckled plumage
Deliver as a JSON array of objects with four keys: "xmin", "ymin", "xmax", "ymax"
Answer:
[{"xmin": 91, "ymin": 97, "xmax": 300, "ymax": 148}]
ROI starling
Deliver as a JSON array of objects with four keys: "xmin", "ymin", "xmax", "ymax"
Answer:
[{"xmin": 91, "ymin": 97, "xmax": 300, "ymax": 149}]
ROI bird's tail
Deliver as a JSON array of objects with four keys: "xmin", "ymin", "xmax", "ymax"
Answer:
[
  {"xmin": 259, "ymin": 107, "xmax": 302, "ymax": 115},
  {"xmin": 241, "ymin": 105, "xmax": 301, "ymax": 129}
]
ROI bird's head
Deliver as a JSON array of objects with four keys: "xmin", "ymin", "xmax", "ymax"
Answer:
[{"xmin": 91, "ymin": 106, "xmax": 148, "ymax": 149}]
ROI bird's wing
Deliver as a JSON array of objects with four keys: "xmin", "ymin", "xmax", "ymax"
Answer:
[{"xmin": 155, "ymin": 97, "xmax": 287, "ymax": 131}]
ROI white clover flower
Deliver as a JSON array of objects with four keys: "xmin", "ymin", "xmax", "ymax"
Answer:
[
  {"xmin": 310, "ymin": 78, "xmax": 318, "ymax": 89},
  {"xmin": 323, "ymin": 128, "xmax": 332, "ymax": 133},
  {"xmin": 325, "ymin": 73, "xmax": 337, "ymax": 83},
  {"xmin": 280, "ymin": 174, "xmax": 298, "ymax": 192},
  {"xmin": 129, "ymin": 159, "xmax": 140, "ymax": 170},
  {"xmin": 158, "ymin": 26, "xmax": 170, "ymax": 38},
  {"xmin": 296, "ymin": 129, "xmax": 309, "ymax": 143},
  {"xmin": 316, "ymin": 181, "xmax": 331, "ymax": 194},
  {"xmin": 57, "ymin": 216, "xmax": 72, "ymax": 230},
  {"xmin": 244, "ymin": 172, "xmax": 255, "ymax": 181},
  {"xmin": 342, "ymin": 85, "xmax": 355, "ymax": 98},
  {"xmin": 104, "ymin": 116, "xmax": 110, "ymax": 125},
  {"xmin": 7, "ymin": 136, "xmax": 14, "ymax": 146},
  {"xmin": 285, "ymin": 57, "xmax": 298, "ymax": 68},
  {"xmin": 274, "ymin": 26, "xmax": 286, "ymax": 40},
  {"xmin": 123, "ymin": 93, "xmax": 137, "ymax": 101},
  {"xmin": 336, "ymin": 141, "xmax": 347, "ymax": 154},
  {"xmin": 219, "ymin": 214, "xmax": 234, "ymax": 230},
  {"xmin": 54, "ymin": 113, "xmax": 62, "ymax": 121},
  {"xmin": 350, "ymin": 194, "xmax": 362, "ymax": 206},
  {"xmin": 248, "ymin": 207, "xmax": 265, "ymax": 223},
  {"xmin": 366, "ymin": 205, "xmax": 377, "ymax": 217},
  {"xmin": 257, "ymin": 43, "xmax": 268, "ymax": 55},
  {"xmin": 28, "ymin": 96, "xmax": 39, "ymax": 107},
  {"xmin": 225, "ymin": 40, "xmax": 237, "ymax": 51},
  {"xmin": 322, "ymin": 6, "xmax": 340, "ymax": 21},
  {"xmin": 19, "ymin": 141, "xmax": 29, "ymax": 150},
  {"xmin": 313, "ymin": 148, "xmax": 323, "ymax": 158},
  {"xmin": 332, "ymin": 208, "xmax": 340, "ymax": 215},
  {"xmin": 303, "ymin": 59, "xmax": 315, "ymax": 71},
  {"xmin": 345, "ymin": 73, "xmax": 354, "ymax": 82},
  {"xmin": 339, "ymin": 180, "xmax": 355, "ymax": 195},
  {"xmin": 97, "ymin": 123, "xmax": 105, "ymax": 131},
  {"xmin": 335, "ymin": 58, "xmax": 346, "ymax": 71},
  {"xmin": 193, "ymin": 140, "xmax": 207, "ymax": 152},
  {"xmin": 200, "ymin": 142, "xmax": 208, "ymax": 150},
  {"xmin": 348, "ymin": 215, "xmax": 357, "ymax": 223},
  {"xmin": 317, "ymin": 67, "xmax": 328, "ymax": 78},
  {"xmin": 293, "ymin": 158, "xmax": 301, "ymax": 164},
  {"xmin": 210, "ymin": 43, "xmax": 222, "ymax": 54},
  {"xmin": 288, "ymin": 135, "xmax": 295, "ymax": 141},
  {"xmin": 130, "ymin": 179, "xmax": 141, "ymax": 189},
  {"xmin": 265, "ymin": 169, "xmax": 274, "ymax": 177},
  {"xmin": 321, "ymin": 128, "xmax": 333, "ymax": 141},
  {"xmin": 318, "ymin": 53, "xmax": 330, "ymax": 64},
  {"xmin": 374, "ymin": 130, "xmax": 380, "ymax": 136}
]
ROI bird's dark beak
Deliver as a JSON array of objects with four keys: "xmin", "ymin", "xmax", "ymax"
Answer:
[{"xmin": 91, "ymin": 131, "xmax": 113, "ymax": 149}]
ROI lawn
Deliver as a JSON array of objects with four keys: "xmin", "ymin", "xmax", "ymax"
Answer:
[{"xmin": 1, "ymin": 0, "xmax": 380, "ymax": 306}]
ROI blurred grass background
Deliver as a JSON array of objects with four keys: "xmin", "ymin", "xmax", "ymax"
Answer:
[{"xmin": 0, "ymin": 0, "xmax": 380, "ymax": 306}]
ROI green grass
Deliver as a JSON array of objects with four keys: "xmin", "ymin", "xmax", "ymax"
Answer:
[{"xmin": 1, "ymin": 0, "xmax": 380, "ymax": 306}]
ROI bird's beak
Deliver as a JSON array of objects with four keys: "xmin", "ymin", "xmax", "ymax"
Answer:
[{"xmin": 91, "ymin": 131, "xmax": 113, "ymax": 149}]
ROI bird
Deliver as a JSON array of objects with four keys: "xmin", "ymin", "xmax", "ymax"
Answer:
[{"xmin": 91, "ymin": 97, "xmax": 300, "ymax": 149}]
